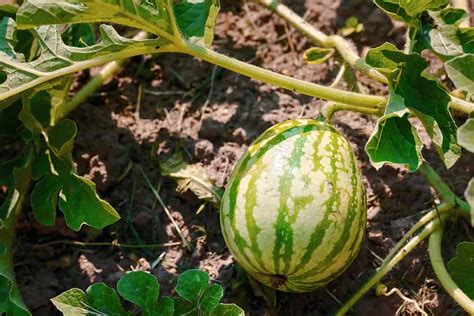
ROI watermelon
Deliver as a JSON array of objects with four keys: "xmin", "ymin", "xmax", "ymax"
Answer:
[{"xmin": 220, "ymin": 119, "xmax": 366, "ymax": 292}]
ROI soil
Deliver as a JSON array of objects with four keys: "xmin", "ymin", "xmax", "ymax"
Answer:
[{"xmin": 10, "ymin": 0, "xmax": 474, "ymax": 315}]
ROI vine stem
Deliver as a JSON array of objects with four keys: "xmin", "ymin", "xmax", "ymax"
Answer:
[
  {"xmin": 380, "ymin": 203, "xmax": 453, "ymax": 267},
  {"xmin": 335, "ymin": 213, "xmax": 450, "ymax": 315},
  {"xmin": 181, "ymin": 42, "xmax": 386, "ymax": 109},
  {"xmin": 32, "ymin": 240, "xmax": 182, "ymax": 249},
  {"xmin": 429, "ymin": 226, "xmax": 474, "ymax": 314},
  {"xmin": 418, "ymin": 163, "xmax": 471, "ymax": 215},
  {"xmin": 450, "ymin": 96, "xmax": 474, "ymax": 114},
  {"xmin": 322, "ymin": 102, "xmax": 381, "ymax": 122}
]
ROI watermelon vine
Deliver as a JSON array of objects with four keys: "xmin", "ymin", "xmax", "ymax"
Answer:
[{"xmin": 0, "ymin": 0, "xmax": 473, "ymax": 315}]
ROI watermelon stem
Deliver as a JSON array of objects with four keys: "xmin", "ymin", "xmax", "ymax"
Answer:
[
  {"xmin": 322, "ymin": 102, "xmax": 383, "ymax": 123},
  {"xmin": 180, "ymin": 42, "xmax": 388, "ymax": 110}
]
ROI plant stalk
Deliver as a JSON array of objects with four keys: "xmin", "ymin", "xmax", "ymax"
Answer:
[
  {"xmin": 336, "ymin": 214, "xmax": 449, "ymax": 315},
  {"xmin": 428, "ymin": 226, "xmax": 474, "ymax": 314},
  {"xmin": 380, "ymin": 203, "xmax": 453, "ymax": 267},
  {"xmin": 322, "ymin": 102, "xmax": 381, "ymax": 122},
  {"xmin": 450, "ymin": 96, "xmax": 474, "ymax": 114},
  {"xmin": 182, "ymin": 42, "xmax": 386, "ymax": 109}
]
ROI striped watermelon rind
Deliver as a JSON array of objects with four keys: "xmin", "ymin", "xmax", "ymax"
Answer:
[{"xmin": 220, "ymin": 119, "xmax": 366, "ymax": 292}]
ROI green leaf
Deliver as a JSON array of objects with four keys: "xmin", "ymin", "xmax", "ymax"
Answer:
[
  {"xmin": 87, "ymin": 283, "xmax": 126, "ymax": 316},
  {"xmin": 459, "ymin": 28, "xmax": 474, "ymax": 53},
  {"xmin": 364, "ymin": 42, "xmax": 405, "ymax": 75},
  {"xmin": 173, "ymin": 297, "xmax": 195, "ymax": 315},
  {"xmin": 0, "ymin": 152, "xmax": 32, "ymax": 222},
  {"xmin": 25, "ymin": 117, "xmax": 120, "ymax": 231},
  {"xmin": 429, "ymin": 24, "xmax": 463, "ymax": 56},
  {"xmin": 212, "ymin": 304, "xmax": 245, "ymax": 316},
  {"xmin": 31, "ymin": 151, "xmax": 56, "ymax": 180},
  {"xmin": 365, "ymin": 43, "xmax": 460, "ymax": 170},
  {"xmin": 174, "ymin": 0, "xmax": 220, "ymax": 47},
  {"xmin": 201, "ymin": 284, "xmax": 223, "ymax": 314},
  {"xmin": 159, "ymin": 152, "xmax": 222, "ymax": 206},
  {"xmin": 431, "ymin": 8, "xmax": 467, "ymax": 26},
  {"xmin": 52, "ymin": 284, "xmax": 127, "ymax": 316},
  {"xmin": 58, "ymin": 174, "xmax": 120, "ymax": 231},
  {"xmin": 445, "ymin": 54, "xmax": 474, "ymax": 100},
  {"xmin": 0, "ymin": 16, "xmax": 22, "ymax": 59},
  {"xmin": 62, "ymin": 24, "xmax": 96, "ymax": 47},
  {"xmin": 366, "ymin": 112, "xmax": 423, "ymax": 171},
  {"xmin": 175, "ymin": 269, "xmax": 209, "ymax": 305},
  {"xmin": 303, "ymin": 47, "xmax": 335, "ymax": 65},
  {"xmin": 157, "ymin": 297, "xmax": 174, "ymax": 316},
  {"xmin": 117, "ymin": 271, "xmax": 160, "ymax": 315},
  {"xmin": 50, "ymin": 288, "xmax": 90, "ymax": 315},
  {"xmin": 0, "ymin": 276, "xmax": 30, "ymax": 316},
  {"xmin": 447, "ymin": 242, "xmax": 474, "ymax": 299},
  {"xmin": 399, "ymin": 0, "xmax": 448, "ymax": 17},
  {"xmin": 5, "ymin": 0, "xmax": 222, "ymax": 104},
  {"xmin": 375, "ymin": 0, "xmax": 448, "ymax": 24},
  {"xmin": 457, "ymin": 118, "xmax": 474, "ymax": 152},
  {"xmin": 19, "ymin": 96, "xmax": 44, "ymax": 134},
  {"xmin": 17, "ymin": 0, "xmax": 169, "ymax": 35},
  {"xmin": 411, "ymin": 9, "xmax": 472, "ymax": 57},
  {"xmin": 0, "ymin": 100, "xmax": 22, "ymax": 137},
  {"xmin": 374, "ymin": 0, "xmax": 414, "ymax": 25},
  {"xmin": 31, "ymin": 174, "xmax": 61, "ymax": 226},
  {"xmin": 48, "ymin": 119, "xmax": 77, "ymax": 171},
  {"xmin": 0, "ymin": 16, "xmax": 165, "ymax": 105}
]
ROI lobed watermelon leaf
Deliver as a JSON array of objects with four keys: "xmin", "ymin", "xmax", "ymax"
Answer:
[
  {"xmin": 0, "ymin": 17, "xmax": 167, "ymax": 107},
  {"xmin": 0, "ymin": 0, "xmax": 221, "ymax": 106},
  {"xmin": 365, "ymin": 42, "xmax": 460, "ymax": 171}
]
